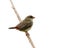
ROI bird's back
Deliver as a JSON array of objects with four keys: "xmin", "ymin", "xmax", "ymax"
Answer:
[{"xmin": 16, "ymin": 20, "xmax": 33, "ymax": 32}]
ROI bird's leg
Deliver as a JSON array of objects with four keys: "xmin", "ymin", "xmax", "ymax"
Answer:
[{"xmin": 25, "ymin": 31, "xmax": 30, "ymax": 36}]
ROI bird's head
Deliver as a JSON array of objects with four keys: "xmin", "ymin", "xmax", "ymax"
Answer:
[{"xmin": 25, "ymin": 15, "xmax": 35, "ymax": 20}]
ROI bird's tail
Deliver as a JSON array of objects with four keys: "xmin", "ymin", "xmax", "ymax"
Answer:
[{"xmin": 9, "ymin": 27, "xmax": 16, "ymax": 29}]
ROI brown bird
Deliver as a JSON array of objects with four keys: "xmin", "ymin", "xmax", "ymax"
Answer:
[{"xmin": 9, "ymin": 15, "xmax": 35, "ymax": 33}]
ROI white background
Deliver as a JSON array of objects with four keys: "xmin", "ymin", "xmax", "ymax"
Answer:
[{"xmin": 0, "ymin": 0, "xmax": 60, "ymax": 48}]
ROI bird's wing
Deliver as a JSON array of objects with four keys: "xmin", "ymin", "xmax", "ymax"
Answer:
[{"xmin": 16, "ymin": 21, "xmax": 33, "ymax": 31}]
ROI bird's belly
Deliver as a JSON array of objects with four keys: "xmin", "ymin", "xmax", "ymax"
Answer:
[
  {"xmin": 24, "ymin": 27, "xmax": 31, "ymax": 31},
  {"xmin": 20, "ymin": 27, "xmax": 32, "ymax": 32}
]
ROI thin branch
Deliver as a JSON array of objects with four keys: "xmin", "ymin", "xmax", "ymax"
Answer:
[
  {"xmin": 10, "ymin": 0, "xmax": 35, "ymax": 48},
  {"xmin": 10, "ymin": 0, "xmax": 21, "ymax": 21},
  {"xmin": 25, "ymin": 32, "xmax": 35, "ymax": 48}
]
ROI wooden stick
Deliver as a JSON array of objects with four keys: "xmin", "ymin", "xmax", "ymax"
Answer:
[
  {"xmin": 10, "ymin": 0, "xmax": 35, "ymax": 48},
  {"xmin": 25, "ymin": 32, "xmax": 35, "ymax": 48},
  {"xmin": 10, "ymin": 0, "xmax": 21, "ymax": 21}
]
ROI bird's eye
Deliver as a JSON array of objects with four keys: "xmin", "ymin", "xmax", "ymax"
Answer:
[{"xmin": 29, "ymin": 16, "xmax": 33, "ymax": 18}]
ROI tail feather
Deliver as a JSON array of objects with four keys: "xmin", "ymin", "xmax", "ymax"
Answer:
[{"xmin": 9, "ymin": 27, "xmax": 16, "ymax": 29}]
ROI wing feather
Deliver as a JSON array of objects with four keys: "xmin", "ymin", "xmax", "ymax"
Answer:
[{"xmin": 16, "ymin": 21, "xmax": 33, "ymax": 31}]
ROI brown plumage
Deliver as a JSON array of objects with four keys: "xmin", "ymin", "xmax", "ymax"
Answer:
[{"xmin": 9, "ymin": 15, "xmax": 35, "ymax": 32}]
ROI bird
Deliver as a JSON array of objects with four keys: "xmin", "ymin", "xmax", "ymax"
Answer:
[{"xmin": 9, "ymin": 15, "xmax": 35, "ymax": 34}]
